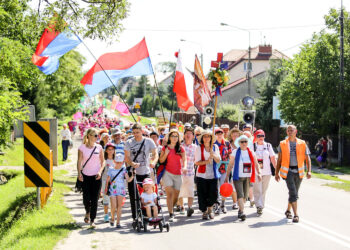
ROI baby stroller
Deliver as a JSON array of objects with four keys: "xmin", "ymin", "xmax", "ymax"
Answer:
[{"xmin": 131, "ymin": 178, "xmax": 170, "ymax": 233}]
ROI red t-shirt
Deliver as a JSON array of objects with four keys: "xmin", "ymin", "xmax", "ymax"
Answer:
[
  {"xmin": 322, "ymin": 140, "xmax": 327, "ymax": 153},
  {"xmin": 162, "ymin": 146, "xmax": 184, "ymax": 175}
]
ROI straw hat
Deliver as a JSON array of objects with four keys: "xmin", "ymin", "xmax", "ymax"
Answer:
[
  {"xmin": 164, "ymin": 129, "xmax": 183, "ymax": 143},
  {"xmin": 198, "ymin": 129, "xmax": 216, "ymax": 145}
]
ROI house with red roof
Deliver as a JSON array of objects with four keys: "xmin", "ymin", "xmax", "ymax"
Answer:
[{"xmin": 210, "ymin": 44, "xmax": 288, "ymax": 105}]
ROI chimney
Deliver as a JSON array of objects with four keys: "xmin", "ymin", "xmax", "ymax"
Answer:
[{"xmin": 258, "ymin": 44, "xmax": 272, "ymax": 55}]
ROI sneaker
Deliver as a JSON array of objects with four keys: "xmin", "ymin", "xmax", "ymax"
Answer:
[
  {"xmin": 209, "ymin": 212, "xmax": 215, "ymax": 219},
  {"xmin": 238, "ymin": 211, "xmax": 246, "ymax": 221},
  {"xmin": 257, "ymin": 207, "xmax": 263, "ymax": 215},
  {"xmin": 168, "ymin": 213, "xmax": 175, "ymax": 222},
  {"xmin": 90, "ymin": 222, "xmax": 96, "ymax": 228},
  {"xmin": 250, "ymin": 200, "xmax": 255, "ymax": 208},
  {"xmin": 104, "ymin": 214, "xmax": 109, "ymax": 223},
  {"xmin": 110, "ymin": 219, "xmax": 114, "ymax": 226},
  {"xmin": 202, "ymin": 212, "xmax": 209, "ymax": 220},
  {"xmin": 232, "ymin": 203, "xmax": 238, "ymax": 210},
  {"xmin": 175, "ymin": 205, "xmax": 181, "ymax": 212},
  {"xmin": 214, "ymin": 204, "xmax": 220, "ymax": 215},
  {"xmin": 221, "ymin": 206, "xmax": 227, "ymax": 214},
  {"xmin": 116, "ymin": 224, "xmax": 122, "ymax": 228},
  {"xmin": 179, "ymin": 207, "xmax": 185, "ymax": 215},
  {"xmin": 187, "ymin": 207, "xmax": 194, "ymax": 217}
]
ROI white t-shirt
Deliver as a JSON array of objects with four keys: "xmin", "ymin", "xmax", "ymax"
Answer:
[
  {"xmin": 231, "ymin": 149, "xmax": 256, "ymax": 178},
  {"xmin": 194, "ymin": 145, "xmax": 221, "ymax": 179},
  {"xmin": 61, "ymin": 129, "xmax": 71, "ymax": 141},
  {"xmin": 254, "ymin": 143, "xmax": 275, "ymax": 176},
  {"xmin": 140, "ymin": 192, "xmax": 157, "ymax": 207}
]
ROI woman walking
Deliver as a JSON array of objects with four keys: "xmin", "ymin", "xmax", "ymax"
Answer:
[
  {"xmin": 77, "ymin": 128, "xmax": 105, "ymax": 228},
  {"xmin": 159, "ymin": 129, "xmax": 187, "ymax": 222},
  {"xmin": 252, "ymin": 130, "xmax": 276, "ymax": 215},
  {"xmin": 226, "ymin": 135, "xmax": 261, "ymax": 221},
  {"xmin": 194, "ymin": 130, "xmax": 221, "ymax": 220}
]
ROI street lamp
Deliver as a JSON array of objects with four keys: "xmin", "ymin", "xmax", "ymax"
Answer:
[
  {"xmin": 220, "ymin": 22, "xmax": 252, "ymax": 95},
  {"xmin": 180, "ymin": 39, "xmax": 204, "ymax": 67}
]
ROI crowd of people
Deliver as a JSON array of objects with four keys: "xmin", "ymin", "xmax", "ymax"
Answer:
[{"xmin": 72, "ymin": 114, "xmax": 312, "ymax": 229}]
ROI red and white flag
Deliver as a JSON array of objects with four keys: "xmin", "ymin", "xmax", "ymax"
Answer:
[{"xmin": 173, "ymin": 50, "xmax": 194, "ymax": 111}]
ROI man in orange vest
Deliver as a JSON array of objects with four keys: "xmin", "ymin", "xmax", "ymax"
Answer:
[{"xmin": 275, "ymin": 125, "xmax": 311, "ymax": 223}]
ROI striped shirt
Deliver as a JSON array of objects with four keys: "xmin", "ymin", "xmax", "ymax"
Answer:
[{"xmin": 113, "ymin": 141, "xmax": 125, "ymax": 157}]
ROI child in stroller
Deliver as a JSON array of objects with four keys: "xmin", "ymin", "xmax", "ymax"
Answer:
[
  {"xmin": 140, "ymin": 178, "xmax": 161, "ymax": 222},
  {"xmin": 133, "ymin": 178, "xmax": 170, "ymax": 232}
]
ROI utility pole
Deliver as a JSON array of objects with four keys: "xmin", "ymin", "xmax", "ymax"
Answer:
[
  {"xmin": 338, "ymin": 0, "xmax": 344, "ymax": 165},
  {"xmin": 247, "ymin": 39, "xmax": 251, "ymax": 96}
]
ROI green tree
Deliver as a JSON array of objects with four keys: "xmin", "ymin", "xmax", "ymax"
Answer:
[
  {"xmin": 34, "ymin": 50, "xmax": 86, "ymax": 118},
  {"xmin": 255, "ymin": 61, "xmax": 285, "ymax": 131},
  {"xmin": 36, "ymin": 0, "xmax": 130, "ymax": 41},
  {"xmin": 278, "ymin": 9, "xmax": 350, "ymax": 135},
  {"xmin": 134, "ymin": 76, "xmax": 147, "ymax": 98},
  {"xmin": 0, "ymin": 78, "xmax": 28, "ymax": 147},
  {"xmin": 217, "ymin": 103, "xmax": 242, "ymax": 121}
]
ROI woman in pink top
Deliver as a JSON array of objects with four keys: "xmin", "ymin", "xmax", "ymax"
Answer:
[
  {"xmin": 159, "ymin": 129, "xmax": 187, "ymax": 222},
  {"xmin": 77, "ymin": 128, "xmax": 105, "ymax": 228}
]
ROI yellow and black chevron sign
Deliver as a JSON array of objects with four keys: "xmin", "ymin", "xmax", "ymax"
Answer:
[{"xmin": 24, "ymin": 121, "xmax": 52, "ymax": 187}]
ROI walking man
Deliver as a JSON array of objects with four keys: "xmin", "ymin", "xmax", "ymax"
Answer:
[
  {"xmin": 275, "ymin": 125, "xmax": 311, "ymax": 223},
  {"xmin": 124, "ymin": 123, "xmax": 158, "ymax": 222}
]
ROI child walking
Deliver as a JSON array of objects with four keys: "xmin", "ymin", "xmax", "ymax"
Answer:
[
  {"xmin": 141, "ymin": 178, "xmax": 160, "ymax": 222},
  {"xmin": 105, "ymin": 153, "xmax": 133, "ymax": 228},
  {"xmin": 101, "ymin": 143, "xmax": 115, "ymax": 222}
]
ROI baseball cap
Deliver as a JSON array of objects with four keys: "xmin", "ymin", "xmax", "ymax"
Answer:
[
  {"xmin": 142, "ymin": 178, "xmax": 154, "ymax": 186},
  {"xmin": 115, "ymin": 153, "xmax": 124, "ymax": 162}
]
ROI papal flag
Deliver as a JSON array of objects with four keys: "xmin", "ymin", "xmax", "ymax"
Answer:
[{"xmin": 193, "ymin": 55, "xmax": 211, "ymax": 113}]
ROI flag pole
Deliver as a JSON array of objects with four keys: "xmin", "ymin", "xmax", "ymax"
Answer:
[
  {"xmin": 148, "ymin": 53, "xmax": 166, "ymax": 122},
  {"xmin": 151, "ymin": 72, "xmax": 166, "ymax": 121},
  {"xmin": 65, "ymin": 27, "xmax": 136, "ymax": 122},
  {"xmin": 77, "ymin": 38, "xmax": 137, "ymax": 122},
  {"xmin": 210, "ymin": 95, "xmax": 218, "ymax": 149}
]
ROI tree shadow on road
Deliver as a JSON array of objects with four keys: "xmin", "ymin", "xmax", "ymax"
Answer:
[{"xmin": 248, "ymin": 218, "xmax": 287, "ymax": 228}]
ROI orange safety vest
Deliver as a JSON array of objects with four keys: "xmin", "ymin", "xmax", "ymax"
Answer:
[{"xmin": 279, "ymin": 138, "xmax": 306, "ymax": 179}]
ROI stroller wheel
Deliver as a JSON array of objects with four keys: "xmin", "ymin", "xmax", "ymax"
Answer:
[
  {"xmin": 132, "ymin": 221, "xmax": 137, "ymax": 230},
  {"xmin": 165, "ymin": 223, "xmax": 170, "ymax": 232},
  {"xmin": 159, "ymin": 222, "xmax": 163, "ymax": 232},
  {"xmin": 144, "ymin": 222, "xmax": 148, "ymax": 232},
  {"xmin": 136, "ymin": 222, "xmax": 141, "ymax": 233}
]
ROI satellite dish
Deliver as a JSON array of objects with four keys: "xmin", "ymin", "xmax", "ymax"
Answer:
[{"xmin": 242, "ymin": 96, "xmax": 254, "ymax": 108}]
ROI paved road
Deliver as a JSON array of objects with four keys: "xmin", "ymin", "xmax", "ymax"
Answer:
[{"xmin": 54, "ymin": 135, "xmax": 350, "ymax": 250}]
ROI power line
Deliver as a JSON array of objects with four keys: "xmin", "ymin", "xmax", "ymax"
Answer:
[{"xmin": 125, "ymin": 24, "xmax": 325, "ymax": 33}]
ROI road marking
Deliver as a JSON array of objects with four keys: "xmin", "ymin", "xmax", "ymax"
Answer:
[{"xmin": 265, "ymin": 205, "xmax": 350, "ymax": 249}]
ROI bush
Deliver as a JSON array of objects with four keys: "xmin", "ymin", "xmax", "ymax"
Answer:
[{"xmin": 217, "ymin": 103, "xmax": 242, "ymax": 121}]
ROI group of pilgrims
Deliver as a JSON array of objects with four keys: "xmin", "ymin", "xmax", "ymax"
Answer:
[{"xmin": 73, "ymin": 113, "xmax": 311, "ymax": 228}]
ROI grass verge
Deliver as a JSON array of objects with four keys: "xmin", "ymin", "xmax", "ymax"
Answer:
[
  {"xmin": 0, "ymin": 138, "xmax": 71, "ymax": 167},
  {"xmin": 0, "ymin": 169, "xmax": 77, "ymax": 249},
  {"xmin": 124, "ymin": 114, "xmax": 156, "ymax": 126},
  {"xmin": 0, "ymin": 138, "xmax": 23, "ymax": 166},
  {"xmin": 312, "ymin": 171, "xmax": 350, "ymax": 192}
]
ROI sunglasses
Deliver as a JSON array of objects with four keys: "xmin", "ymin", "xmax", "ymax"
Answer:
[
  {"xmin": 240, "ymin": 141, "xmax": 248, "ymax": 144},
  {"xmin": 257, "ymin": 135, "xmax": 265, "ymax": 138},
  {"xmin": 90, "ymin": 134, "xmax": 98, "ymax": 138}
]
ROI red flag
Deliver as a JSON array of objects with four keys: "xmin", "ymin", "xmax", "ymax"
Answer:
[
  {"xmin": 173, "ymin": 50, "xmax": 194, "ymax": 111},
  {"xmin": 193, "ymin": 55, "xmax": 212, "ymax": 113}
]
